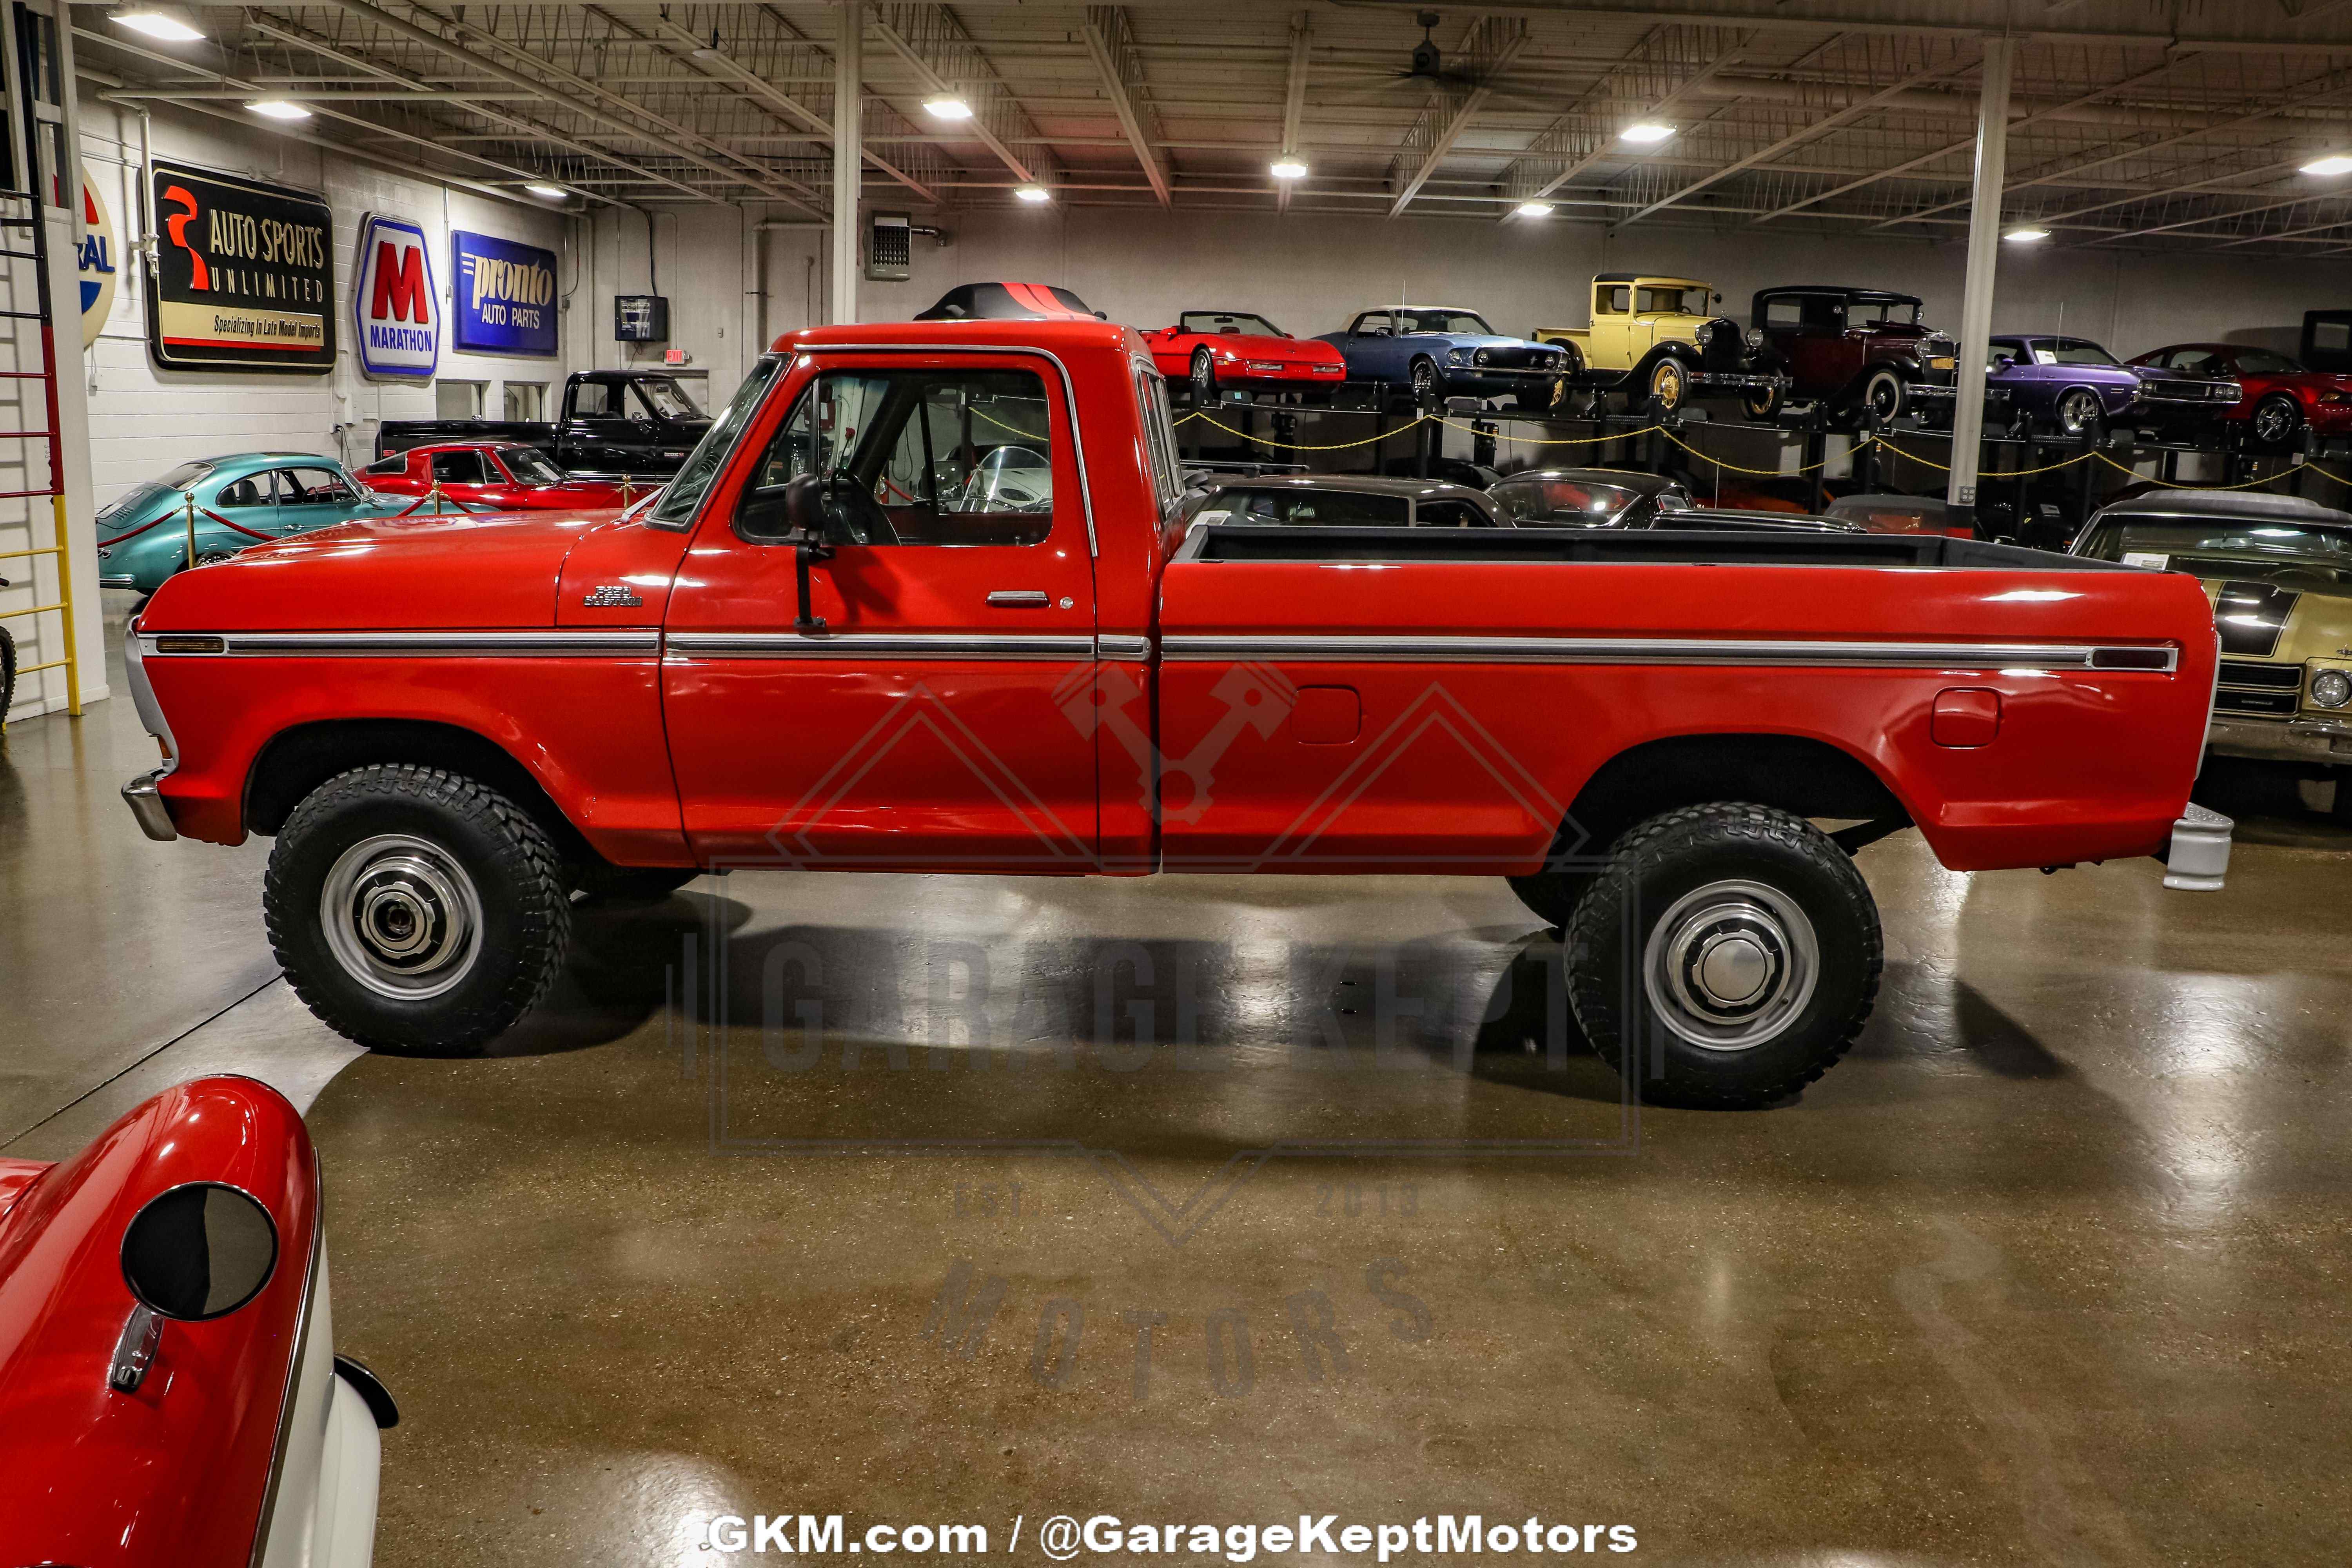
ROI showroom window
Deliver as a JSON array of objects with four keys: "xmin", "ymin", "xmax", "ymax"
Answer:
[
  {"xmin": 436, "ymin": 380, "xmax": 486, "ymax": 419},
  {"xmin": 503, "ymin": 382, "xmax": 545, "ymax": 421},
  {"xmin": 738, "ymin": 367, "xmax": 1058, "ymax": 546}
]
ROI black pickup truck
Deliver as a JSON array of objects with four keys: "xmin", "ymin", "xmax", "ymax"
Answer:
[{"xmin": 375, "ymin": 370, "xmax": 712, "ymax": 476}]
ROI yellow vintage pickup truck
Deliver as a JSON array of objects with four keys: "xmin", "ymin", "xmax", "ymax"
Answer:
[{"xmin": 1538, "ymin": 272, "xmax": 1791, "ymax": 416}]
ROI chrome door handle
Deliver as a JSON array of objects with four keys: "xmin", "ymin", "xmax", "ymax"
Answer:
[{"xmin": 986, "ymin": 590, "xmax": 1050, "ymax": 607}]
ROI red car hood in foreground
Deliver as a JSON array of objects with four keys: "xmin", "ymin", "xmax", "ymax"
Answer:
[
  {"xmin": 138, "ymin": 506, "xmax": 690, "ymax": 632},
  {"xmin": 0, "ymin": 1078, "xmax": 319, "ymax": 1567}
]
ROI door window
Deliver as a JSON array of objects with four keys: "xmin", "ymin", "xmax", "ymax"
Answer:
[
  {"xmin": 1762, "ymin": 297, "xmax": 1803, "ymax": 327},
  {"xmin": 1413, "ymin": 499, "xmax": 1487, "ymax": 528},
  {"xmin": 279, "ymin": 466, "xmax": 359, "ymax": 505},
  {"xmin": 1353, "ymin": 312, "xmax": 1394, "ymax": 337},
  {"xmin": 572, "ymin": 382, "xmax": 629, "ymax": 419},
  {"xmin": 430, "ymin": 450, "xmax": 492, "ymax": 485},
  {"xmin": 1133, "ymin": 366, "xmax": 1185, "ymax": 518},
  {"xmin": 1599, "ymin": 287, "xmax": 1629, "ymax": 315},
  {"xmin": 739, "ymin": 367, "xmax": 1060, "ymax": 546}
]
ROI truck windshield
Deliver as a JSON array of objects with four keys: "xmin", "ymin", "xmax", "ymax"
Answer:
[
  {"xmin": 636, "ymin": 377, "xmax": 705, "ymax": 420},
  {"xmin": 646, "ymin": 356, "xmax": 783, "ymax": 528},
  {"xmin": 1636, "ymin": 287, "xmax": 1705, "ymax": 314}
]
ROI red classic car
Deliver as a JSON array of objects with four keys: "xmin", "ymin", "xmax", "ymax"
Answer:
[
  {"xmin": 122, "ymin": 318, "xmax": 2230, "ymax": 1107},
  {"xmin": 0, "ymin": 1076, "xmax": 392, "ymax": 1566},
  {"xmin": 1143, "ymin": 310, "xmax": 1349, "ymax": 403},
  {"xmin": 2126, "ymin": 342, "xmax": 2352, "ymax": 448},
  {"xmin": 362, "ymin": 441, "xmax": 638, "ymax": 510}
]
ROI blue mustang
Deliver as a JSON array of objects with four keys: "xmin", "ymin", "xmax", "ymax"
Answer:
[{"xmin": 1316, "ymin": 307, "xmax": 1571, "ymax": 411}]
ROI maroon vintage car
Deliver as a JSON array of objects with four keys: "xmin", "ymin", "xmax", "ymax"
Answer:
[
  {"xmin": 363, "ymin": 440, "xmax": 638, "ymax": 510},
  {"xmin": 0, "ymin": 1076, "xmax": 392, "ymax": 1566},
  {"xmin": 2127, "ymin": 342, "xmax": 2352, "ymax": 449},
  {"xmin": 1751, "ymin": 285, "xmax": 1961, "ymax": 426}
]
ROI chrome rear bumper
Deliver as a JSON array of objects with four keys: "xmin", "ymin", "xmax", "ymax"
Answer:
[{"xmin": 2162, "ymin": 802, "xmax": 2232, "ymax": 892}]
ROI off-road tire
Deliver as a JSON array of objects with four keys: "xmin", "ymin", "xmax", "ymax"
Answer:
[
  {"xmin": 1564, "ymin": 802, "xmax": 1881, "ymax": 1108},
  {"xmin": 266, "ymin": 764, "xmax": 572, "ymax": 1054}
]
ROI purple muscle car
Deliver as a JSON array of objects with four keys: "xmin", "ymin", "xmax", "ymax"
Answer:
[{"xmin": 1984, "ymin": 334, "xmax": 2241, "ymax": 439}]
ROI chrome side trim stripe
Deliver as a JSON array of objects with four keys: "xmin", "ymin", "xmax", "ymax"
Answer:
[
  {"xmin": 666, "ymin": 631, "xmax": 1098, "ymax": 661},
  {"xmin": 1159, "ymin": 634, "xmax": 2177, "ymax": 672},
  {"xmin": 141, "ymin": 630, "xmax": 664, "ymax": 657},
  {"xmin": 1096, "ymin": 633, "xmax": 1153, "ymax": 661}
]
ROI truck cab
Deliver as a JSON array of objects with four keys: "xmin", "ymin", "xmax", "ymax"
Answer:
[{"xmin": 1539, "ymin": 274, "xmax": 1789, "ymax": 415}]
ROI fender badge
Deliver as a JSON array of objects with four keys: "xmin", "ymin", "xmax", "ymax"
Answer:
[{"xmin": 583, "ymin": 584, "xmax": 643, "ymax": 608}]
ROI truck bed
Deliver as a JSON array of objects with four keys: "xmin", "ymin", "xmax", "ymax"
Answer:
[{"xmin": 1180, "ymin": 524, "xmax": 2136, "ymax": 571}]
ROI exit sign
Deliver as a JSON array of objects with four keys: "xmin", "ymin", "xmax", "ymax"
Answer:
[{"xmin": 663, "ymin": 348, "xmax": 691, "ymax": 366}]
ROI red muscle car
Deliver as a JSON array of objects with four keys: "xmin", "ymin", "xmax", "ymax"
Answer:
[
  {"xmin": 1143, "ymin": 310, "xmax": 1348, "ymax": 403},
  {"xmin": 2127, "ymin": 342, "xmax": 2352, "ymax": 448},
  {"xmin": 363, "ymin": 440, "xmax": 638, "ymax": 510},
  {"xmin": 120, "ymin": 319, "xmax": 2230, "ymax": 1107},
  {"xmin": 0, "ymin": 1076, "xmax": 392, "ymax": 1566}
]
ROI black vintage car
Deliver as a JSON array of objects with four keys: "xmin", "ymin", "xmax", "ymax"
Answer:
[
  {"xmin": 376, "ymin": 370, "xmax": 711, "ymax": 477},
  {"xmin": 1751, "ymin": 285, "xmax": 1961, "ymax": 427}
]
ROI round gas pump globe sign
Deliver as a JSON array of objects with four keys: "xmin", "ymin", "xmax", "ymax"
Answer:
[
  {"xmin": 78, "ymin": 172, "xmax": 119, "ymax": 350},
  {"xmin": 351, "ymin": 212, "xmax": 439, "ymax": 379}
]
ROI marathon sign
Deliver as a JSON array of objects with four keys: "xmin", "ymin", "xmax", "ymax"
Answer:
[
  {"xmin": 351, "ymin": 213, "xmax": 437, "ymax": 379},
  {"xmin": 145, "ymin": 160, "xmax": 335, "ymax": 373},
  {"xmin": 451, "ymin": 229, "xmax": 559, "ymax": 358}
]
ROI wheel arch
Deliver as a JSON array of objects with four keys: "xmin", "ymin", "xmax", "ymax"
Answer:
[
  {"xmin": 243, "ymin": 718, "xmax": 595, "ymax": 866},
  {"xmin": 1549, "ymin": 732, "xmax": 1913, "ymax": 864}
]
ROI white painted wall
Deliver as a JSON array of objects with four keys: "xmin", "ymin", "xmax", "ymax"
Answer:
[{"xmin": 75, "ymin": 95, "xmax": 581, "ymax": 514}]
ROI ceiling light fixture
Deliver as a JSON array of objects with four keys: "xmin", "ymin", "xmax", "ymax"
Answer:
[
  {"xmin": 1620, "ymin": 123, "xmax": 1675, "ymax": 145},
  {"xmin": 2302, "ymin": 154, "xmax": 2352, "ymax": 176},
  {"xmin": 925, "ymin": 97, "xmax": 975, "ymax": 120},
  {"xmin": 1013, "ymin": 184, "xmax": 1052, "ymax": 204},
  {"xmin": 2003, "ymin": 226, "xmax": 2051, "ymax": 243},
  {"xmin": 245, "ymin": 100, "xmax": 314, "ymax": 121},
  {"xmin": 1270, "ymin": 157, "xmax": 1309, "ymax": 180},
  {"xmin": 1515, "ymin": 200, "xmax": 1555, "ymax": 218},
  {"xmin": 525, "ymin": 183, "xmax": 569, "ymax": 200},
  {"xmin": 109, "ymin": 8, "xmax": 204, "ymax": 41}
]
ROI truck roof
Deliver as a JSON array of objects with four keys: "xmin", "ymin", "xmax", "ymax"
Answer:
[
  {"xmin": 776, "ymin": 318, "xmax": 1149, "ymax": 357},
  {"xmin": 1593, "ymin": 272, "xmax": 1708, "ymax": 287}
]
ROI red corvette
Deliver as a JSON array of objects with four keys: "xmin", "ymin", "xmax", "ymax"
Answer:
[
  {"xmin": 0, "ymin": 1076, "xmax": 392, "ymax": 1566},
  {"xmin": 2127, "ymin": 343, "xmax": 2352, "ymax": 448},
  {"xmin": 363, "ymin": 440, "xmax": 639, "ymax": 510},
  {"xmin": 1142, "ymin": 309, "xmax": 1349, "ymax": 403}
]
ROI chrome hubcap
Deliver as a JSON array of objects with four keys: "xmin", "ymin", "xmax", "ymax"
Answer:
[
  {"xmin": 2256, "ymin": 403, "xmax": 2291, "ymax": 439},
  {"xmin": 319, "ymin": 833, "xmax": 483, "ymax": 1000},
  {"xmin": 2060, "ymin": 392, "xmax": 2098, "ymax": 432},
  {"xmin": 1642, "ymin": 879, "xmax": 1819, "ymax": 1051}
]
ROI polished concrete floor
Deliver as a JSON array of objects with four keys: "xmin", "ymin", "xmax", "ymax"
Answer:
[{"xmin": 7, "ymin": 637, "xmax": 2352, "ymax": 1565}]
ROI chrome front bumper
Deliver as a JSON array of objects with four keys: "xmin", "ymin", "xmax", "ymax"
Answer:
[
  {"xmin": 123, "ymin": 767, "xmax": 179, "ymax": 841},
  {"xmin": 2163, "ymin": 803, "xmax": 2233, "ymax": 892},
  {"xmin": 2208, "ymin": 713, "xmax": 2352, "ymax": 765}
]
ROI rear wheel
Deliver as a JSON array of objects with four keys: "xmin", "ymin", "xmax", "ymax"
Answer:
[
  {"xmin": 2251, "ymin": 394, "xmax": 2302, "ymax": 450},
  {"xmin": 265, "ymin": 764, "xmax": 572, "ymax": 1054},
  {"xmin": 1564, "ymin": 802, "xmax": 1881, "ymax": 1108}
]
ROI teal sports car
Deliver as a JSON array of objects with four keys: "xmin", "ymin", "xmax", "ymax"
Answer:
[{"xmin": 94, "ymin": 453, "xmax": 420, "ymax": 598}]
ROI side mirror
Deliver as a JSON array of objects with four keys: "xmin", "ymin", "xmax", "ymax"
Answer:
[
  {"xmin": 122, "ymin": 1182, "xmax": 278, "ymax": 1322},
  {"xmin": 1993, "ymin": 354, "xmax": 2016, "ymax": 370},
  {"xmin": 1712, "ymin": 292, "xmax": 1723, "ymax": 304}
]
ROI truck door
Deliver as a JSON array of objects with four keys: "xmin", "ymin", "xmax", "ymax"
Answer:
[
  {"xmin": 661, "ymin": 352, "xmax": 1101, "ymax": 870},
  {"xmin": 563, "ymin": 379, "xmax": 634, "ymax": 473},
  {"xmin": 1592, "ymin": 283, "xmax": 1631, "ymax": 368}
]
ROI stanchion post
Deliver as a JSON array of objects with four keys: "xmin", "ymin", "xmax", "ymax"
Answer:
[{"xmin": 184, "ymin": 492, "xmax": 196, "ymax": 572}]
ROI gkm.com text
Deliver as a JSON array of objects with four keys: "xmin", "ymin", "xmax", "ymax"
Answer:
[{"xmin": 706, "ymin": 1513, "xmax": 1639, "ymax": 1559}]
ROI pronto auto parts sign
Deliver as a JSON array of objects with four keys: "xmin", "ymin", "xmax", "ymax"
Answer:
[
  {"xmin": 145, "ymin": 160, "xmax": 335, "ymax": 373},
  {"xmin": 452, "ymin": 229, "xmax": 559, "ymax": 358},
  {"xmin": 351, "ymin": 212, "xmax": 437, "ymax": 379}
]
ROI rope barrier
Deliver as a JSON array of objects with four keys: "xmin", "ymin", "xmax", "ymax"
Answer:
[
  {"xmin": 1872, "ymin": 438, "xmax": 2095, "ymax": 479},
  {"xmin": 1433, "ymin": 417, "xmax": 1666, "ymax": 447},
  {"xmin": 2087, "ymin": 450, "xmax": 2339, "ymax": 492},
  {"xmin": 1654, "ymin": 425, "xmax": 1864, "ymax": 477},
  {"xmin": 1178, "ymin": 408, "xmax": 1435, "ymax": 451}
]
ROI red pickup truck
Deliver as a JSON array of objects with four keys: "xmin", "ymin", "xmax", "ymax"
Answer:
[{"xmin": 120, "ymin": 320, "xmax": 2229, "ymax": 1107}]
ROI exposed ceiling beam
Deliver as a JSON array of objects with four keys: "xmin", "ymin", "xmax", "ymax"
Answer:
[
  {"xmin": 1613, "ymin": 45, "xmax": 1975, "ymax": 228},
  {"xmin": 1388, "ymin": 16, "xmax": 1530, "ymax": 216},
  {"xmin": 1081, "ymin": 6, "xmax": 1171, "ymax": 207},
  {"xmin": 869, "ymin": 6, "xmax": 1041, "ymax": 185}
]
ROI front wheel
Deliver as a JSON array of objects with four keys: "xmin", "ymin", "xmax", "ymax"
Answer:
[
  {"xmin": 265, "ymin": 764, "xmax": 573, "ymax": 1054},
  {"xmin": 1190, "ymin": 347, "xmax": 1218, "ymax": 406},
  {"xmin": 1860, "ymin": 368, "xmax": 1907, "ymax": 425},
  {"xmin": 2053, "ymin": 388, "xmax": 2106, "ymax": 440},
  {"xmin": 1564, "ymin": 802, "xmax": 1881, "ymax": 1108},
  {"xmin": 1647, "ymin": 358, "xmax": 1688, "ymax": 412},
  {"xmin": 1741, "ymin": 382, "xmax": 1784, "ymax": 422},
  {"xmin": 2251, "ymin": 394, "xmax": 2302, "ymax": 450},
  {"xmin": 1408, "ymin": 357, "xmax": 1440, "ymax": 410}
]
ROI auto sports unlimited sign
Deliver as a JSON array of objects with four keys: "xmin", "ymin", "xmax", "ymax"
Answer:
[
  {"xmin": 452, "ymin": 230, "xmax": 558, "ymax": 358},
  {"xmin": 351, "ymin": 212, "xmax": 437, "ymax": 379},
  {"xmin": 146, "ymin": 161, "xmax": 335, "ymax": 373}
]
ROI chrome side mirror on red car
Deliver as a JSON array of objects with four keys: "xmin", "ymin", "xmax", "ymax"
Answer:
[{"xmin": 110, "ymin": 1182, "xmax": 279, "ymax": 1392}]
